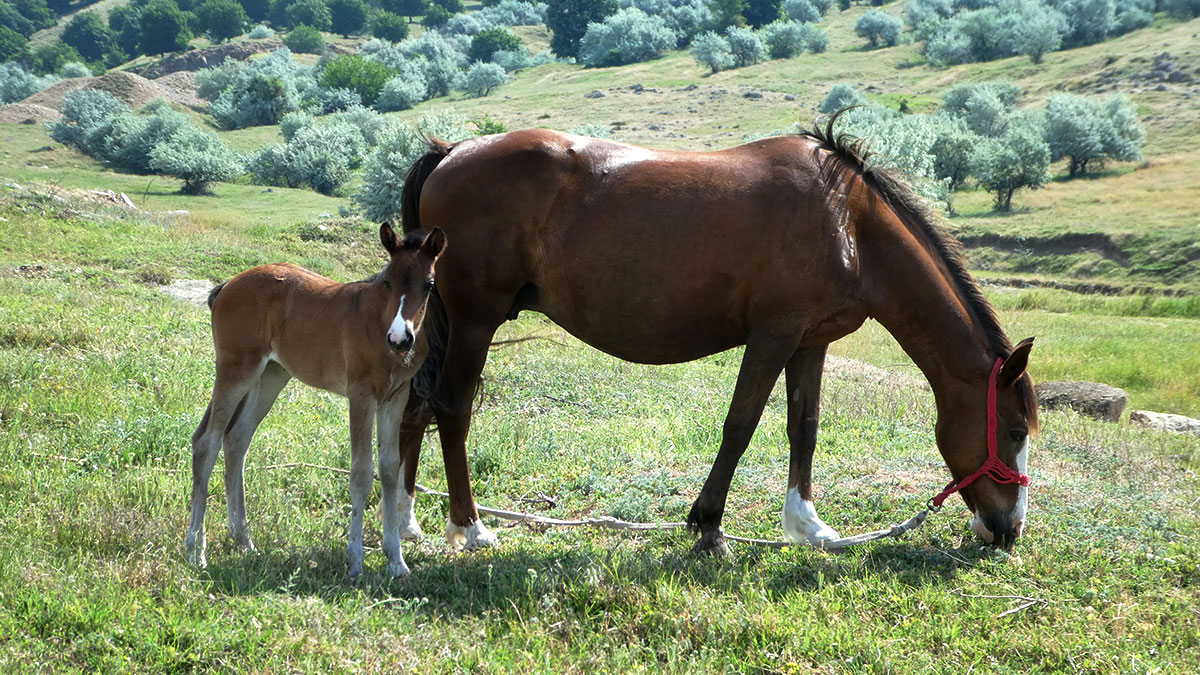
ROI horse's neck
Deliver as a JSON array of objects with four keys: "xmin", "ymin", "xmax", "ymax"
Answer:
[{"xmin": 858, "ymin": 211, "xmax": 994, "ymax": 394}]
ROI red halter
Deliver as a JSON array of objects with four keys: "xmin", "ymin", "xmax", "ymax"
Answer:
[{"xmin": 929, "ymin": 357, "xmax": 1030, "ymax": 510}]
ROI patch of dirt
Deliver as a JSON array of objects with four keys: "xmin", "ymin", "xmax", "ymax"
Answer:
[
  {"xmin": 0, "ymin": 103, "xmax": 61, "ymax": 124},
  {"xmin": 138, "ymin": 39, "xmax": 286, "ymax": 79},
  {"xmin": 959, "ymin": 232, "xmax": 1132, "ymax": 266},
  {"xmin": 160, "ymin": 279, "xmax": 214, "ymax": 307},
  {"xmin": 825, "ymin": 355, "xmax": 929, "ymax": 391},
  {"xmin": 148, "ymin": 71, "xmax": 205, "ymax": 109},
  {"xmin": 20, "ymin": 71, "xmax": 199, "ymax": 112}
]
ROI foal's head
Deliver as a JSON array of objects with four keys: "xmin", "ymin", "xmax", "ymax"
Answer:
[{"xmin": 377, "ymin": 222, "xmax": 446, "ymax": 354}]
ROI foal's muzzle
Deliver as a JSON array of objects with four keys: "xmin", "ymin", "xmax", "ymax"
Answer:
[{"xmin": 387, "ymin": 330, "xmax": 414, "ymax": 352}]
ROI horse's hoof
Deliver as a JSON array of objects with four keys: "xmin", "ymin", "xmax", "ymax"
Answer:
[
  {"xmin": 691, "ymin": 530, "xmax": 731, "ymax": 558},
  {"xmin": 184, "ymin": 539, "xmax": 207, "ymax": 568},
  {"xmin": 399, "ymin": 518, "xmax": 425, "ymax": 541},
  {"xmin": 388, "ymin": 559, "xmax": 411, "ymax": 578},
  {"xmin": 445, "ymin": 518, "xmax": 499, "ymax": 550},
  {"xmin": 233, "ymin": 536, "xmax": 257, "ymax": 554}
]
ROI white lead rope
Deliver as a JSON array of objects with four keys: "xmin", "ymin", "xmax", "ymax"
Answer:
[{"xmin": 414, "ymin": 483, "xmax": 932, "ymax": 551}]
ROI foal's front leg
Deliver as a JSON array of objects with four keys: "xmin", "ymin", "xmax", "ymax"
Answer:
[
  {"xmin": 346, "ymin": 395, "xmax": 376, "ymax": 580},
  {"xmin": 376, "ymin": 383, "xmax": 411, "ymax": 577}
]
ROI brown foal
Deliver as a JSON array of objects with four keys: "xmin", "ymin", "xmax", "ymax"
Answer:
[{"xmin": 185, "ymin": 224, "xmax": 445, "ymax": 578}]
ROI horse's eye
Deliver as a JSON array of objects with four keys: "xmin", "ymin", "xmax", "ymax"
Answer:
[
  {"xmin": 382, "ymin": 279, "xmax": 391, "ymax": 290},
  {"xmin": 424, "ymin": 279, "xmax": 435, "ymax": 291},
  {"xmin": 1009, "ymin": 430, "xmax": 1028, "ymax": 443}
]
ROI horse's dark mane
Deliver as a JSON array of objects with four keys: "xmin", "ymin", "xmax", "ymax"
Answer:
[{"xmin": 801, "ymin": 109, "xmax": 1038, "ymax": 430}]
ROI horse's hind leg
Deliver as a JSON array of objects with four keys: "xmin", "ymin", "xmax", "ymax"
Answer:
[
  {"xmin": 222, "ymin": 361, "xmax": 291, "ymax": 553},
  {"xmin": 185, "ymin": 357, "xmax": 265, "ymax": 567},
  {"xmin": 687, "ymin": 336, "xmax": 796, "ymax": 556},
  {"xmin": 781, "ymin": 345, "xmax": 841, "ymax": 545}
]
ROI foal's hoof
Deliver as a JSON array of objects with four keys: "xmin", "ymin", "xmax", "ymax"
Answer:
[
  {"xmin": 233, "ymin": 535, "xmax": 257, "ymax": 554},
  {"xmin": 445, "ymin": 519, "xmax": 499, "ymax": 551},
  {"xmin": 398, "ymin": 518, "xmax": 425, "ymax": 541},
  {"xmin": 691, "ymin": 529, "xmax": 732, "ymax": 558},
  {"xmin": 388, "ymin": 558, "xmax": 412, "ymax": 578},
  {"xmin": 184, "ymin": 537, "xmax": 207, "ymax": 568}
]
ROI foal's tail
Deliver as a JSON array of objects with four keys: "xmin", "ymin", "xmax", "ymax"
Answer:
[
  {"xmin": 401, "ymin": 138, "xmax": 454, "ymax": 419},
  {"xmin": 206, "ymin": 281, "xmax": 227, "ymax": 310},
  {"xmin": 400, "ymin": 137, "xmax": 453, "ymax": 236}
]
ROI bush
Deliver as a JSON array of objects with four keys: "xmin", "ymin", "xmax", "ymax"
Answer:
[
  {"xmin": 0, "ymin": 62, "xmax": 56, "ymax": 103},
  {"xmin": 319, "ymin": 54, "xmax": 396, "ymax": 107},
  {"xmin": 328, "ymin": 104, "xmax": 393, "ymax": 145},
  {"xmin": 461, "ymin": 61, "xmax": 507, "ymax": 97},
  {"xmin": 248, "ymin": 23, "xmax": 274, "ymax": 39},
  {"xmin": 61, "ymin": 11, "xmax": 118, "ymax": 63},
  {"xmin": 371, "ymin": 11, "xmax": 409, "ymax": 42},
  {"xmin": 743, "ymin": 0, "xmax": 782, "ymax": 27},
  {"xmin": 762, "ymin": 19, "xmax": 825, "ymax": 58},
  {"xmin": 941, "ymin": 80, "xmax": 1019, "ymax": 117},
  {"xmin": 431, "ymin": 0, "xmax": 463, "ymax": 12},
  {"xmin": 782, "ymin": 0, "xmax": 820, "ymax": 22},
  {"xmin": 107, "ymin": 4, "xmax": 143, "ymax": 57},
  {"xmin": 95, "ymin": 99, "xmax": 192, "ymax": 172},
  {"xmin": 469, "ymin": 27, "xmax": 521, "ymax": 63},
  {"xmin": 204, "ymin": 49, "xmax": 315, "ymax": 128},
  {"xmin": 279, "ymin": 109, "xmax": 314, "ymax": 140},
  {"xmin": 578, "ymin": 8, "xmax": 674, "ymax": 66},
  {"xmin": 315, "ymin": 86, "xmax": 361, "ymax": 112},
  {"xmin": 137, "ymin": 0, "xmax": 192, "ymax": 56},
  {"xmin": 970, "ymin": 113, "xmax": 1049, "ymax": 211},
  {"xmin": 569, "ymin": 122, "xmax": 610, "ymax": 138},
  {"xmin": 328, "ymin": 0, "xmax": 368, "ymax": 37},
  {"xmin": 690, "ymin": 30, "xmax": 733, "ymax": 72},
  {"xmin": 479, "ymin": 0, "xmax": 547, "ymax": 26},
  {"xmin": 285, "ymin": 0, "xmax": 332, "ymax": 30},
  {"xmin": 422, "ymin": 4, "xmax": 451, "ymax": 27},
  {"xmin": 195, "ymin": 0, "xmax": 249, "ymax": 43},
  {"xmin": 284, "ymin": 24, "xmax": 326, "ymax": 53},
  {"xmin": 724, "ymin": 25, "xmax": 765, "ymax": 67},
  {"xmin": 854, "ymin": 8, "xmax": 901, "ymax": 48},
  {"xmin": 382, "ymin": 0, "xmax": 429, "ymax": 20},
  {"xmin": 819, "ymin": 82, "xmax": 866, "ymax": 114},
  {"xmin": 546, "ymin": 0, "xmax": 618, "ymax": 57},
  {"xmin": 354, "ymin": 109, "xmax": 473, "ymax": 222},
  {"xmin": 149, "ymin": 125, "xmax": 244, "ymax": 194},
  {"xmin": 376, "ymin": 73, "xmax": 427, "ymax": 110},
  {"xmin": 48, "ymin": 89, "xmax": 130, "ymax": 154},
  {"xmin": 248, "ymin": 120, "xmax": 366, "ymax": 194},
  {"xmin": 927, "ymin": 116, "xmax": 977, "ymax": 192},
  {"xmin": 1044, "ymin": 93, "xmax": 1144, "ymax": 177},
  {"xmin": 59, "ymin": 62, "xmax": 92, "ymax": 78},
  {"xmin": 0, "ymin": 25, "xmax": 28, "ymax": 64}
]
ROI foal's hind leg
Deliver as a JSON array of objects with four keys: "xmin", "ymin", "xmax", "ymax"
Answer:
[
  {"xmin": 346, "ymin": 393, "xmax": 377, "ymax": 580},
  {"xmin": 376, "ymin": 383, "xmax": 411, "ymax": 577},
  {"xmin": 687, "ymin": 336, "xmax": 796, "ymax": 556},
  {"xmin": 185, "ymin": 357, "xmax": 267, "ymax": 567},
  {"xmin": 781, "ymin": 345, "xmax": 841, "ymax": 546},
  {"xmin": 222, "ymin": 361, "xmax": 291, "ymax": 553}
]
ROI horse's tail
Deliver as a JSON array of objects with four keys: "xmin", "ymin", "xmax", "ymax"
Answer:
[
  {"xmin": 206, "ymin": 281, "xmax": 227, "ymax": 310},
  {"xmin": 401, "ymin": 137, "xmax": 453, "ymax": 236}
]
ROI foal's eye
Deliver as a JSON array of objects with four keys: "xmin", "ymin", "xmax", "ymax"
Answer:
[
  {"xmin": 382, "ymin": 279, "xmax": 391, "ymax": 290},
  {"xmin": 423, "ymin": 279, "xmax": 435, "ymax": 291}
]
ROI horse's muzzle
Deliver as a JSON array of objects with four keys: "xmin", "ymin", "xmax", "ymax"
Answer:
[
  {"xmin": 973, "ymin": 512, "xmax": 1019, "ymax": 549},
  {"xmin": 387, "ymin": 332, "xmax": 414, "ymax": 352}
]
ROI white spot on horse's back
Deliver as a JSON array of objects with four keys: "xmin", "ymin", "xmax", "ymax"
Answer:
[{"xmin": 782, "ymin": 487, "xmax": 841, "ymax": 545}]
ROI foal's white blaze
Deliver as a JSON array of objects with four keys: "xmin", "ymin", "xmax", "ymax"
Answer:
[
  {"xmin": 387, "ymin": 295, "xmax": 413, "ymax": 345},
  {"xmin": 782, "ymin": 486, "xmax": 841, "ymax": 545},
  {"xmin": 396, "ymin": 461, "xmax": 424, "ymax": 540},
  {"xmin": 445, "ymin": 518, "xmax": 499, "ymax": 550}
]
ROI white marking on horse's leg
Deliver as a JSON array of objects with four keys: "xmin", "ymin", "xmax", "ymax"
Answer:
[
  {"xmin": 396, "ymin": 461, "xmax": 424, "ymax": 541},
  {"xmin": 1013, "ymin": 437, "xmax": 1029, "ymax": 537},
  {"xmin": 387, "ymin": 295, "xmax": 414, "ymax": 345},
  {"xmin": 445, "ymin": 518, "xmax": 498, "ymax": 550},
  {"xmin": 782, "ymin": 486, "xmax": 841, "ymax": 545}
]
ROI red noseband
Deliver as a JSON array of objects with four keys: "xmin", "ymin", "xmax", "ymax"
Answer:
[{"xmin": 930, "ymin": 357, "xmax": 1030, "ymax": 509}]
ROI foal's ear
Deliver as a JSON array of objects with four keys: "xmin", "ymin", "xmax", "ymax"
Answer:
[
  {"xmin": 380, "ymin": 221, "xmax": 401, "ymax": 254},
  {"xmin": 420, "ymin": 227, "xmax": 447, "ymax": 259},
  {"xmin": 1000, "ymin": 337, "xmax": 1035, "ymax": 387}
]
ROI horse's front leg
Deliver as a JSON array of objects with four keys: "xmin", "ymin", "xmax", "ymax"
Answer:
[
  {"xmin": 687, "ymin": 336, "xmax": 796, "ymax": 556},
  {"xmin": 396, "ymin": 389, "xmax": 434, "ymax": 541},
  {"xmin": 376, "ymin": 382, "xmax": 411, "ymax": 577},
  {"xmin": 782, "ymin": 345, "xmax": 841, "ymax": 545},
  {"xmin": 346, "ymin": 394, "xmax": 376, "ymax": 580}
]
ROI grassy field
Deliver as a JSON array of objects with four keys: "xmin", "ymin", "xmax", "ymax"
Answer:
[
  {"xmin": 1, "ymin": 186, "xmax": 1198, "ymax": 672},
  {"xmin": 2, "ymin": 6, "xmax": 1199, "ymax": 673}
]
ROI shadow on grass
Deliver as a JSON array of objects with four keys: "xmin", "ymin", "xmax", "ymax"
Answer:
[{"xmin": 199, "ymin": 532, "xmax": 993, "ymax": 619}]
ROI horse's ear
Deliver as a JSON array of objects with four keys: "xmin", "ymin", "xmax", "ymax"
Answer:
[
  {"xmin": 380, "ymin": 222, "xmax": 400, "ymax": 254},
  {"xmin": 421, "ymin": 227, "xmax": 447, "ymax": 259},
  {"xmin": 1000, "ymin": 337, "xmax": 1034, "ymax": 387}
]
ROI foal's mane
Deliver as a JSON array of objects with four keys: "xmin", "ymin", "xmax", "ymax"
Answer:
[{"xmin": 800, "ymin": 110, "xmax": 1038, "ymax": 429}]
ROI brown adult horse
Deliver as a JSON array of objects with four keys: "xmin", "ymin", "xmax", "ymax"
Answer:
[
  {"xmin": 186, "ymin": 224, "xmax": 445, "ymax": 577},
  {"xmin": 397, "ymin": 112, "xmax": 1038, "ymax": 555}
]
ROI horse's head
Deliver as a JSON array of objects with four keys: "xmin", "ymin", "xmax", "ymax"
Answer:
[
  {"xmin": 935, "ymin": 338, "xmax": 1037, "ymax": 548},
  {"xmin": 377, "ymin": 222, "xmax": 446, "ymax": 354}
]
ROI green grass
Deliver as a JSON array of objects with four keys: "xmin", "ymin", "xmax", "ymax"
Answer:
[{"xmin": 1, "ymin": 188, "xmax": 1198, "ymax": 672}]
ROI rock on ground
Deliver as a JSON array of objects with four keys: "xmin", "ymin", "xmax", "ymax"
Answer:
[
  {"xmin": 1035, "ymin": 380, "xmax": 1128, "ymax": 422},
  {"xmin": 160, "ymin": 279, "xmax": 215, "ymax": 307},
  {"xmin": 1129, "ymin": 410, "xmax": 1200, "ymax": 436}
]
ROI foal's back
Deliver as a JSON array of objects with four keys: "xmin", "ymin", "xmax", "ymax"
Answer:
[{"xmin": 210, "ymin": 263, "xmax": 383, "ymax": 398}]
